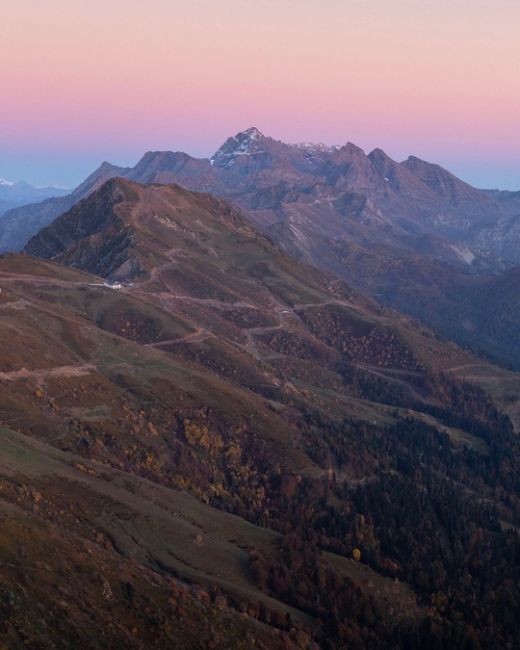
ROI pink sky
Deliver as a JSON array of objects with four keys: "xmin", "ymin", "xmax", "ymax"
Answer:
[{"xmin": 1, "ymin": 0, "xmax": 519, "ymax": 188}]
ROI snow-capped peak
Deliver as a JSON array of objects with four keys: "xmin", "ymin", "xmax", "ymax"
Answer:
[
  {"xmin": 0, "ymin": 177, "xmax": 15, "ymax": 187},
  {"xmin": 241, "ymin": 126, "xmax": 264, "ymax": 141},
  {"xmin": 294, "ymin": 142, "xmax": 340, "ymax": 154},
  {"xmin": 211, "ymin": 127, "xmax": 269, "ymax": 168}
]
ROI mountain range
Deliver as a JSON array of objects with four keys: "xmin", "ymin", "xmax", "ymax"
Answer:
[
  {"xmin": 3, "ymin": 127, "xmax": 518, "ymax": 368},
  {"xmin": 0, "ymin": 176, "xmax": 68, "ymax": 217},
  {"xmin": 5, "ymin": 128, "xmax": 520, "ymax": 266},
  {"xmin": 2, "ymin": 176, "xmax": 520, "ymax": 647}
]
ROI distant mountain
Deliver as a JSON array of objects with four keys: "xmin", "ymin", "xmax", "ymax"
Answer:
[
  {"xmin": 0, "ymin": 176, "xmax": 68, "ymax": 216},
  {"xmin": 9, "ymin": 128, "xmax": 520, "ymax": 366},
  {"xmin": 0, "ymin": 162, "xmax": 127, "ymax": 251},
  {"xmin": 6, "ymin": 128, "xmax": 519, "ymax": 266}
]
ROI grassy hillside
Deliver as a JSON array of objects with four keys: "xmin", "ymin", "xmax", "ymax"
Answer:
[{"xmin": 2, "ymin": 179, "xmax": 520, "ymax": 647}]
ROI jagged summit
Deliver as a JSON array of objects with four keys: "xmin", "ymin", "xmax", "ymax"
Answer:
[
  {"xmin": 210, "ymin": 126, "xmax": 271, "ymax": 167},
  {"xmin": 368, "ymin": 147, "xmax": 396, "ymax": 163},
  {"xmin": 341, "ymin": 141, "xmax": 366, "ymax": 155},
  {"xmin": 241, "ymin": 126, "xmax": 265, "ymax": 140},
  {"xmin": 404, "ymin": 154, "xmax": 440, "ymax": 166}
]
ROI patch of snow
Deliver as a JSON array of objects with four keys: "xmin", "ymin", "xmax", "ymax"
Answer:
[
  {"xmin": 36, "ymin": 184, "xmax": 69, "ymax": 191},
  {"xmin": 450, "ymin": 244, "xmax": 476, "ymax": 264},
  {"xmin": 0, "ymin": 177, "xmax": 15, "ymax": 187},
  {"xmin": 294, "ymin": 142, "xmax": 340, "ymax": 153},
  {"xmin": 243, "ymin": 127, "xmax": 263, "ymax": 141},
  {"xmin": 210, "ymin": 128, "xmax": 267, "ymax": 167}
]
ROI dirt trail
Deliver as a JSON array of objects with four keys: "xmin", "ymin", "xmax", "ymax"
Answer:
[
  {"xmin": 238, "ymin": 331, "xmax": 286, "ymax": 362},
  {"xmin": 0, "ymin": 298, "xmax": 30, "ymax": 311},
  {"xmin": 0, "ymin": 364, "xmax": 96, "ymax": 384},
  {"xmin": 292, "ymin": 299, "xmax": 346, "ymax": 310},
  {"xmin": 0, "ymin": 271, "xmax": 90, "ymax": 288},
  {"xmin": 147, "ymin": 328, "xmax": 210, "ymax": 348},
  {"xmin": 152, "ymin": 290, "xmax": 258, "ymax": 311}
]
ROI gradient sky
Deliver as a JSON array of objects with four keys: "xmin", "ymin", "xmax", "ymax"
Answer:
[{"xmin": 1, "ymin": 0, "xmax": 519, "ymax": 189}]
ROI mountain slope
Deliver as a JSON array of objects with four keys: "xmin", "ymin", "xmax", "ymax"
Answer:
[
  {"xmin": 24, "ymin": 178, "xmax": 520, "ymax": 422},
  {"xmin": 5, "ymin": 178, "xmax": 520, "ymax": 647},
  {"xmin": 356, "ymin": 255, "xmax": 520, "ymax": 370},
  {"xmin": 3, "ymin": 179, "xmax": 520, "ymax": 646}
]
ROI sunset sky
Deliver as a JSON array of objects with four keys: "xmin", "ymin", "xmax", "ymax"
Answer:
[{"xmin": 1, "ymin": 0, "xmax": 519, "ymax": 189}]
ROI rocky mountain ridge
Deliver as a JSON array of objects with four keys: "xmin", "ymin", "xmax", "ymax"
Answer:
[
  {"xmin": 5, "ymin": 128, "xmax": 520, "ymax": 368},
  {"xmin": 4, "ymin": 128, "xmax": 519, "ymax": 264}
]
